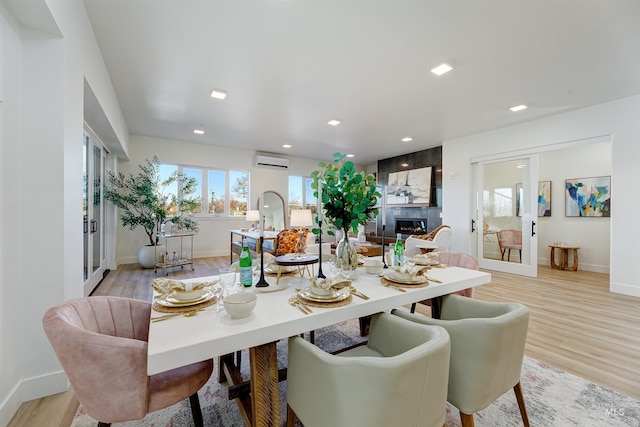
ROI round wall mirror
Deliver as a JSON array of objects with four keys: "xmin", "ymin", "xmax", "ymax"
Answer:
[{"xmin": 260, "ymin": 191, "xmax": 286, "ymax": 231}]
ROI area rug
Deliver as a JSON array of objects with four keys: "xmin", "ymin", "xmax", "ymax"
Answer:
[{"xmin": 72, "ymin": 319, "xmax": 640, "ymax": 427}]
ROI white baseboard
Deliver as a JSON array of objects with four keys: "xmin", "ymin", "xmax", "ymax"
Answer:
[
  {"xmin": 117, "ymin": 251, "xmax": 230, "ymax": 267},
  {"xmin": 611, "ymin": 281, "xmax": 640, "ymax": 297},
  {"xmin": 0, "ymin": 370, "xmax": 68, "ymax": 426}
]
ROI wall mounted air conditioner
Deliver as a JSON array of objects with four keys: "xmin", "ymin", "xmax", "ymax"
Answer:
[{"xmin": 254, "ymin": 154, "xmax": 289, "ymax": 169}]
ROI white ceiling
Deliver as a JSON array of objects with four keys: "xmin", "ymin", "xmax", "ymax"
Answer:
[{"xmin": 83, "ymin": 0, "xmax": 640, "ymax": 165}]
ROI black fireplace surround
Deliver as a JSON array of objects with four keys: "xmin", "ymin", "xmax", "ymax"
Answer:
[{"xmin": 395, "ymin": 218, "xmax": 428, "ymax": 236}]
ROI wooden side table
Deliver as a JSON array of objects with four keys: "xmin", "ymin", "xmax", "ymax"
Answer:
[{"xmin": 549, "ymin": 245, "xmax": 580, "ymax": 271}]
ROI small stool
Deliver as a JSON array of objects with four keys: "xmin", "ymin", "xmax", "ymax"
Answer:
[{"xmin": 549, "ymin": 245, "xmax": 580, "ymax": 271}]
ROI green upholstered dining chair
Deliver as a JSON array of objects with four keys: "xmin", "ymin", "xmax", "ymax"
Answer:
[
  {"xmin": 393, "ymin": 294, "xmax": 531, "ymax": 427},
  {"xmin": 286, "ymin": 312, "xmax": 451, "ymax": 427}
]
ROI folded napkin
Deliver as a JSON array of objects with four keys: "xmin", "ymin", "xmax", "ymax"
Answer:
[
  {"xmin": 413, "ymin": 252, "xmax": 439, "ymax": 260},
  {"xmin": 393, "ymin": 264, "xmax": 429, "ymax": 277},
  {"xmin": 309, "ymin": 276, "xmax": 351, "ymax": 291},
  {"xmin": 151, "ymin": 278, "xmax": 211, "ymax": 295}
]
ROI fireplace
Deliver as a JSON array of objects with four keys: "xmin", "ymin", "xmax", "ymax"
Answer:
[{"xmin": 395, "ymin": 218, "xmax": 428, "ymax": 236}]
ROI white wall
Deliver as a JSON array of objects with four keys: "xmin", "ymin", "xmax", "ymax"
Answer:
[
  {"xmin": 443, "ymin": 95, "xmax": 640, "ymax": 296},
  {"xmin": 0, "ymin": 0, "xmax": 129, "ymax": 423},
  {"xmin": 536, "ymin": 142, "xmax": 611, "ymax": 272},
  {"xmin": 116, "ymin": 135, "xmax": 328, "ymax": 264}
]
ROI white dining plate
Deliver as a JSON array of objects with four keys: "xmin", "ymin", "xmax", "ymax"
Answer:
[
  {"xmin": 157, "ymin": 290, "xmax": 215, "ymax": 307},
  {"xmin": 298, "ymin": 286, "xmax": 350, "ymax": 303},
  {"xmin": 383, "ymin": 272, "xmax": 428, "ymax": 285},
  {"xmin": 254, "ymin": 282, "xmax": 292, "ymax": 293}
]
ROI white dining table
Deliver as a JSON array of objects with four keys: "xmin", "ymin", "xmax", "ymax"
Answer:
[{"xmin": 147, "ymin": 261, "xmax": 491, "ymax": 426}]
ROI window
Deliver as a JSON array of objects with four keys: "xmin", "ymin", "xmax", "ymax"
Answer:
[
  {"xmin": 288, "ymin": 175, "xmax": 317, "ymax": 216},
  {"xmin": 161, "ymin": 163, "xmax": 249, "ymax": 217},
  {"xmin": 484, "ymin": 187, "xmax": 514, "ymax": 218}
]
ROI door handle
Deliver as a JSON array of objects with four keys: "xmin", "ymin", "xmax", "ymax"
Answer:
[
  {"xmin": 90, "ymin": 220, "xmax": 97, "ymax": 234},
  {"xmin": 471, "ymin": 219, "xmax": 476, "ymax": 233},
  {"xmin": 531, "ymin": 221, "xmax": 536, "ymax": 237},
  {"xmin": 83, "ymin": 220, "xmax": 88, "ymax": 234}
]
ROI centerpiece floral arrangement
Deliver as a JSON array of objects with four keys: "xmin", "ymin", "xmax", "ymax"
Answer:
[{"xmin": 311, "ymin": 152, "xmax": 380, "ymax": 274}]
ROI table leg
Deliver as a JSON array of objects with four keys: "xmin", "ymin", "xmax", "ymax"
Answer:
[
  {"xmin": 549, "ymin": 247, "xmax": 560, "ymax": 269},
  {"xmin": 249, "ymin": 343, "xmax": 280, "ymax": 427},
  {"xmin": 570, "ymin": 248, "xmax": 579, "ymax": 271}
]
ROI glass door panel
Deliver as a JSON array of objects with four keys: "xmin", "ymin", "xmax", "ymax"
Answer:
[
  {"xmin": 476, "ymin": 156, "xmax": 538, "ymax": 277},
  {"xmin": 83, "ymin": 129, "xmax": 107, "ymax": 295}
]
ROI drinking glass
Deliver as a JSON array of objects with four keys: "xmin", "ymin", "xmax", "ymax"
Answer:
[{"xmin": 217, "ymin": 268, "xmax": 236, "ymax": 311}]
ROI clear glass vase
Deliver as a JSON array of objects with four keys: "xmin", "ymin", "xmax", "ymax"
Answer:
[{"xmin": 335, "ymin": 229, "xmax": 360, "ymax": 280}]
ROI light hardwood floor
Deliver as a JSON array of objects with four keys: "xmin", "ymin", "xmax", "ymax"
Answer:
[{"xmin": 9, "ymin": 259, "xmax": 640, "ymax": 426}]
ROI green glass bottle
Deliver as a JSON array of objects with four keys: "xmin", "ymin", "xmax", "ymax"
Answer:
[
  {"xmin": 239, "ymin": 237, "xmax": 253, "ymax": 287},
  {"xmin": 393, "ymin": 233, "xmax": 404, "ymax": 266}
]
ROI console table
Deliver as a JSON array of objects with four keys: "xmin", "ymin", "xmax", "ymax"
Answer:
[
  {"xmin": 230, "ymin": 229, "xmax": 277, "ymax": 264},
  {"xmin": 549, "ymin": 244, "xmax": 580, "ymax": 271}
]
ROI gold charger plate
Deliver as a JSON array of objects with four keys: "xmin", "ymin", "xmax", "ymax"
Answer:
[
  {"xmin": 298, "ymin": 286, "xmax": 350, "ymax": 303},
  {"xmin": 156, "ymin": 290, "xmax": 215, "ymax": 307},
  {"xmin": 383, "ymin": 272, "xmax": 428, "ymax": 285},
  {"xmin": 153, "ymin": 292, "xmax": 218, "ymax": 313}
]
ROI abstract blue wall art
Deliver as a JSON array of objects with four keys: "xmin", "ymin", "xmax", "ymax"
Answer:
[{"xmin": 565, "ymin": 176, "xmax": 611, "ymax": 217}]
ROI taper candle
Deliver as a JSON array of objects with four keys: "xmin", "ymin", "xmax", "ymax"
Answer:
[
  {"xmin": 317, "ymin": 180, "xmax": 323, "ymax": 222},
  {"xmin": 381, "ymin": 190, "xmax": 386, "ymax": 226},
  {"xmin": 259, "ymin": 191, "xmax": 264, "ymax": 237}
]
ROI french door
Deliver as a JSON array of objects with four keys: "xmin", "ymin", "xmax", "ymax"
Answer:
[
  {"xmin": 473, "ymin": 155, "xmax": 538, "ymax": 277},
  {"xmin": 83, "ymin": 128, "xmax": 107, "ymax": 295}
]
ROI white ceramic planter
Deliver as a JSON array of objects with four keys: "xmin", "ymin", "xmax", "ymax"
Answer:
[{"xmin": 138, "ymin": 244, "xmax": 165, "ymax": 268}]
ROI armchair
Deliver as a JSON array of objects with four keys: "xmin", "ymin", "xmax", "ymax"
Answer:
[
  {"xmin": 42, "ymin": 296, "xmax": 213, "ymax": 427},
  {"xmin": 498, "ymin": 229, "xmax": 522, "ymax": 262},
  {"xmin": 393, "ymin": 295, "xmax": 530, "ymax": 427},
  {"xmin": 286, "ymin": 312, "xmax": 451, "ymax": 427}
]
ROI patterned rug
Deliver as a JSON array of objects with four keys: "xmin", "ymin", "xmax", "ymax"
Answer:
[{"xmin": 72, "ymin": 319, "xmax": 640, "ymax": 427}]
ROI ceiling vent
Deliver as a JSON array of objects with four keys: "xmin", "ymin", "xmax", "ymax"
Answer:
[{"xmin": 254, "ymin": 154, "xmax": 289, "ymax": 169}]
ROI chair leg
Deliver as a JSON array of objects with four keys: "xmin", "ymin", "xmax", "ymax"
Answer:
[
  {"xmin": 286, "ymin": 404, "xmax": 296, "ymax": 427},
  {"xmin": 188, "ymin": 392, "xmax": 204, "ymax": 427},
  {"xmin": 410, "ymin": 303, "xmax": 417, "ymax": 313},
  {"xmin": 500, "ymin": 249, "xmax": 505, "ymax": 260},
  {"xmin": 513, "ymin": 381, "xmax": 531, "ymax": 427},
  {"xmin": 460, "ymin": 412, "xmax": 475, "ymax": 427},
  {"xmin": 359, "ymin": 315, "xmax": 372, "ymax": 336},
  {"xmin": 97, "ymin": 422, "xmax": 111, "ymax": 427}
]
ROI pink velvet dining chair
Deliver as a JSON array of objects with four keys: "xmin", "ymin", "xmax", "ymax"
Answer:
[
  {"xmin": 410, "ymin": 251, "xmax": 480, "ymax": 314},
  {"xmin": 42, "ymin": 296, "xmax": 213, "ymax": 427}
]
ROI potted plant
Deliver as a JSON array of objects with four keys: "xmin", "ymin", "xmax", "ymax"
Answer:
[
  {"xmin": 311, "ymin": 152, "xmax": 380, "ymax": 275},
  {"xmin": 104, "ymin": 156, "xmax": 200, "ymax": 268}
]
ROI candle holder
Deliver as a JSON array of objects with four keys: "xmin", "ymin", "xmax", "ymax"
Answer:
[
  {"xmin": 255, "ymin": 236, "xmax": 269, "ymax": 287},
  {"xmin": 316, "ymin": 220, "xmax": 326, "ymax": 279},
  {"xmin": 382, "ymin": 224, "xmax": 388, "ymax": 269}
]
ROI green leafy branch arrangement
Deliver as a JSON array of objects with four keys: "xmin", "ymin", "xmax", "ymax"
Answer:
[
  {"xmin": 311, "ymin": 152, "xmax": 381, "ymax": 236},
  {"xmin": 104, "ymin": 156, "xmax": 200, "ymax": 246}
]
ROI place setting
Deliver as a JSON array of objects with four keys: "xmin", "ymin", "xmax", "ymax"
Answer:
[
  {"xmin": 380, "ymin": 263, "xmax": 431, "ymax": 290},
  {"xmin": 151, "ymin": 277, "xmax": 220, "ymax": 319},
  {"xmin": 292, "ymin": 276, "xmax": 356, "ymax": 310}
]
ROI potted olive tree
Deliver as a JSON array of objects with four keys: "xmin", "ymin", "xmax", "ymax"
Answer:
[
  {"xmin": 311, "ymin": 152, "xmax": 380, "ymax": 276},
  {"xmin": 104, "ymin": 156, "xmax": 200, "ymax": 268}
]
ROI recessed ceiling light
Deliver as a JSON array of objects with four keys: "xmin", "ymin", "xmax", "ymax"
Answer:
[
  {"xmin": 346, "ymin": 154, "xmax": 355, "ymax": 158},
  {"xmin": 510, "ymin": 104, "xmax": 527, "ymax": 112},
  {"xmin": 193, "ymin": 129, "xmax": 205, "ymax": 135},
  {"xmin": 210, "ymin": 88, "xmax": 227, "ymax": 100},
  {"xmin": 282, "ymin": 144, "xmax": 292, "ymax": 148},
  {"xmin": 430, "ymin": 63, "xmax": 452, "ymax": 76},
  {"xmin": 401, "ymin": 137, "xmax": 413, "ymax": 142},
  {"xmin": 327, "ymin": 119, "xmax": 341, "ymax": 126},
  {"xmin": 400, "ymin": 163, "xmax": 409, "ymax": 167}
]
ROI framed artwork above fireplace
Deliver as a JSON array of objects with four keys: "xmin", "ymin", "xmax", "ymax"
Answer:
[{"xmin": 386, "ymin": 166, "xmax": 432, "ymax": 206}]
